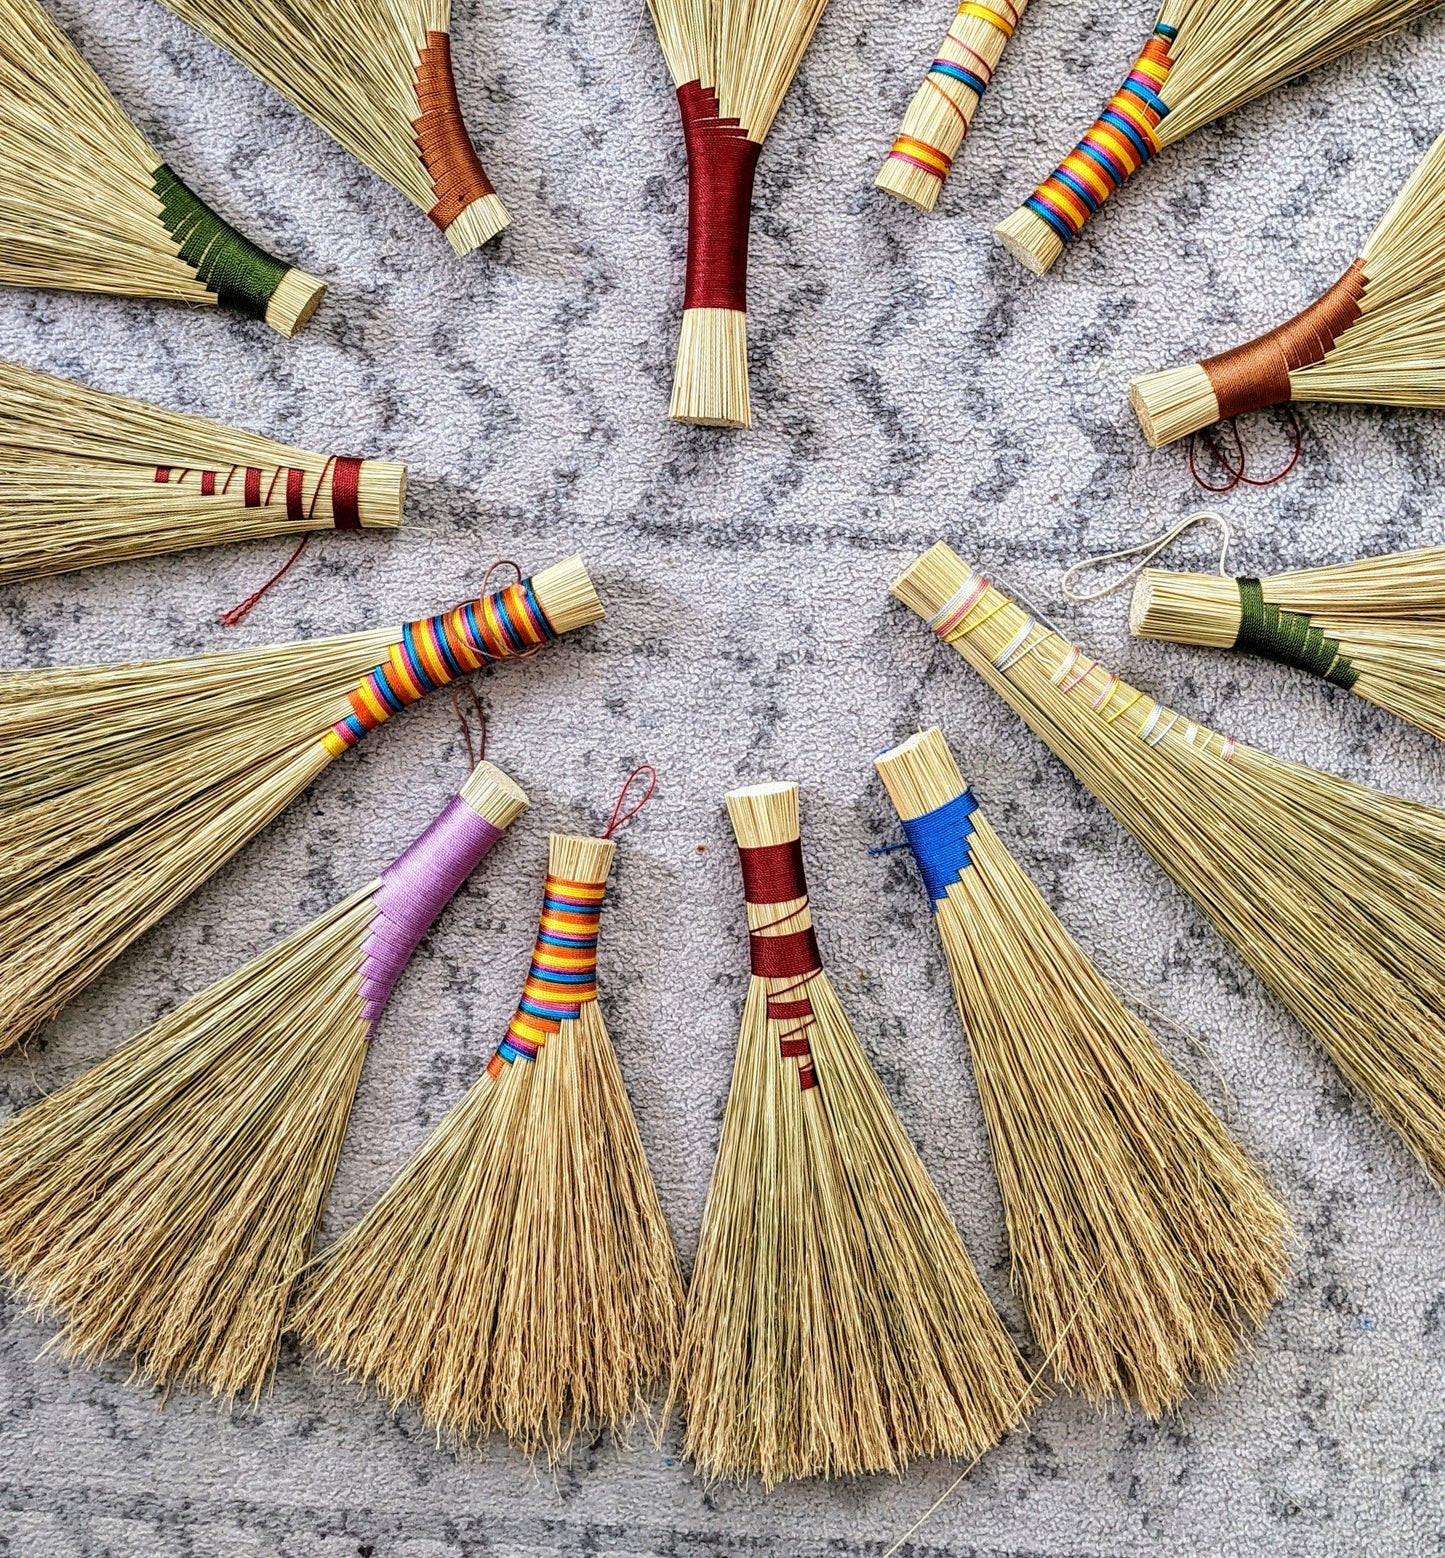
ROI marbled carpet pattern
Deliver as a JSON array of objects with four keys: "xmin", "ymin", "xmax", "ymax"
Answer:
[{"xmin": 1, "ymin": 0, "xmax": 1443, "ymax": 1553}]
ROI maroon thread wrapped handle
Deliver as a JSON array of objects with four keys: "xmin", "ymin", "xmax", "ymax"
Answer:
[{"xmin": 679, "ymin": 82, "xmax": 761, "ymax": 313}]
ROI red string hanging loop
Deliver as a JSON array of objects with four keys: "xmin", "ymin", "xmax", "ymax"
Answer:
[{"xmin": 602, "ymin": 765, "xmax": 658, "ymax": 839}]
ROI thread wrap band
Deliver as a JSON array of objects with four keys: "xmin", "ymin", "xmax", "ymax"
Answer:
[
  {"xmin": 152, "ymin": 165, "xmax": 289, "ymax": 319},
  {"xmin": 1234, "ymin": 578, "xmax": 1358, "ymax": 690},
  {"xmin": 493, "ymin": 873, "xmax": 606, "ymax": 1068},
  {"xmin": 679, "ymin": 81, "xmax": 761, "ymax": 313},
  {"xmin": 901, "ymin": 788, "xmax": 980, "ymax": 905},
  {"xmin": 738, "ymin": 838, "xmax": 822, "ymax": 978},
  {"xmin": 413, "ymin": 31, "xmax": 496, "ymax": 231}
]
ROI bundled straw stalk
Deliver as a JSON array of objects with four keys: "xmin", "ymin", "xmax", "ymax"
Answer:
[
  {"xmin": 297, "ymin": 829, "xmax": 682, "ymax": 1457},
  {"xmin": 0, "ymin": 359, "xmax": 405, "ymax": 582},
  {"xmin": 0, "ymin": 556, "xmax": 601, "ymax": 1051},
  {"xmin": 159, "ymin": 0, "xmax": 508, "ymax": 253},
  {"xmin": 876, "ymin": 727, "xmax": 1289, "ymax": 1414},
  {"xmin": 0, "ymin": 760, "xmax": 526, "ymax": 1402},
  {"xmin": 875, "ymin": 0, "xmax": 1027, "ymax": 213},
  {"xmin": 647, "ymin": 0, "xmax": 833, "ymax": 426},
  {"xmin": 995, "ymin": 0, "xmax": 1445, "ymax": 276},
  {"xmin": 893, "ymin": 542, "xmax": 1445, "ymax": 1185},
  {"xmin": 672, "ymin": 782, "xmax": 1032, "ymax": 1486},
  {"xmin": 1130, "ymin": 131, "xmax": 1445, "ymax": 445},
  {"xmin": 1131, "ymin": 546, "xmax": 1445, "ymax": 745},
  {"xmin": 0, "ymin": 0, "xmax": 324, "ymax": 333}
]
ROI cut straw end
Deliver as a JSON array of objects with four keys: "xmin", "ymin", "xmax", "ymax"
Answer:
[
  {"xmin": 669, "ymin": 308, "xmax": 751, "ymax": 428},
  {"xmin": 1129, "ymin": 569, "xmax": 1243, "ymax": 648},
  {"xmin": 356, "ymin": 461, "xmax": 407, "ymax": 528},
  {"xmin": 993, "ymin": 205, "xmax": 1063, "ymax": 276},
  {"xmin": 875, "ymin": 156, "xmax": 944, "ymax": 213},
  {"xmin": 1129, "ymin": 363, "xmax": 1221, "ymax": 448},
  {"xmin": 460, "ymin": 760, "xmax": 529, "ymax": 830},
  {"xmin": 264, "ymin": 267, "xmax": 327, "ymax": 336},
  {"xmin": 874, "ymin": 727, "xmax": 966, "ymax": 821},
  {"xmin": 443, "ymin": 193, "xmax": 511, "ymax": 256},
  {"xmin": 890, "ymin": 539, "xmax": 972, "ymax": 621},
  {"xmin": 547, "ymin": 831, "xmax": 616, "ymax": 886},
  {"xmin": 724, "ymin": 780, "xmax": 800, "ymax": 849},
  {"xmin": 530, "ymin": 555, "xmax": 605, "ymax": 635}
]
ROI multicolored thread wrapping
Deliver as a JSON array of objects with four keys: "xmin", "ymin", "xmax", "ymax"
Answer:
[
  {"xmin": 1234, "ymin": 578, "xmax": 1358, "ymax": 690},
  {"xmin": 152, "ymin": 457, "xmax": 363, "ymax": 529},
  {"xmin": 678, "ymin": 81, "xmax": 763, "ymax": 314},
  {"xmin": 739, "ymin": 837, "xmax": 822, "ymax": 1090},
  {"xmin": 151, "ymin": 165, "xmax": 291, "ymax": 319},
  {"xmin": 900, "ymin": 788, "xmax": 980, "ymax": 905},
  {"xmin": 487, "ymin": 873, "xmax": 606, "ymax": 1075},
  {"xmin": 412, "ymin": 31, "xmax": 497, "ymax": 232},
  {"xmin": 321, "ymin": 576, "xmax": 556, "ymax": 758},
  {"xmin": 1022, "ymin": 23, "xmax": 1175, "ymax": 246}
]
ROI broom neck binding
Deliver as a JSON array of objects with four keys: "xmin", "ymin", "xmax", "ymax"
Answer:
[
  {"xmin": 678, "ymin": 82, "xmax": 761, "ymax": 314},
  {"xmin": 412, "ymin": 31, "xmax": 498, "ymax": 233}
]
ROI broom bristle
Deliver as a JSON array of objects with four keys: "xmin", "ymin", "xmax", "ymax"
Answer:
[
  {"xmin": 159, "ymin": 0, "xmax": 508, "ymax": 253},
  {"xmin": 1131, "ymin": 130, "xmax": 1445, "ymax": 444},
  {"xmin": 671, "ymin": 781, "xmax": 1032, "ymax": 1486},
  {"xmin": 893, "ymin": 542, "xmax": 1445, "ymax": 1186},
  {"xmin": 0, "ymin": 0, "xmax": 325, "ymax": 332},
  {"xmin": 296, "ymin": 832, "xmax": 683, "ymax": 1457},
  {"xmin": 0, "ymin": 557, "xmax": 601, "ymax": 1050},
  {"xmin": 1131, "ymin": 550, "xmax": 1445, "ymax": 745},
  {"xmin": 0, "ymin": 759, "xmax": 525, "ymax": 1402},
  {"xmin": 0, "ymin": 359, "xmax": 404, "ymax": 582},
  {"xmin": 876, "ymin": 727, "xmax": 1290, "ymax": 1414},
  {"xmin": 995, "ymin": 0, "xmax": 1444, "ymax": 275}
]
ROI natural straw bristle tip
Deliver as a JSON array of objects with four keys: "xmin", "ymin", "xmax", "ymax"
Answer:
[
  {"xmin": 1128, "ymin": 364, "xmax": 1219, "ymax": 448},
  {"xmin": 264, "ymin": 268, "xmax": 327, "ymax": 336},
  {"xmin": 461, "ymin": 762, "xmax": 529, "ymax": 829},
  {"xmin": 357, "ymin": 461, "xmax": 407, "ymax": 527},
  {"xmin": 444, "ymin": 194, "xmax": 511, "ymax": 256},
  {"xmin": 529, "ymin": 555, "xmax": 605, "ymax": 633},
  {"xmin": 874, "ymin": 160, "xmax": 942, "ymax": 213},
  {"xmin": 993, "ymin": 208, "xmax": 1062, "ymax": 276},
  {"xmin": 669, "ymin": 309, "xmax": 752, "ymax": 428}
]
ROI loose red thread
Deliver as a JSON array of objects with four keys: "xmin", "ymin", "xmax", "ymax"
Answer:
[
  {"xmin": 219, "ymin": 537, "xmax": 310, "ymax": 627},
  {"xmin": 1187, "ymin": 409, "xmax": 1302, "ymax": 493},
  {"xmin": 678, "ymin": 82, "xmax": 761, "ymax": 314}
]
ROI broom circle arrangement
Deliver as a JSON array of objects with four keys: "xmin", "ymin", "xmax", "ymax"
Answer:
[
  {"xmin": 0, "ymin": 759, "xmax": 528, "ymax": 1402},
  {"xmin": 0, "ymin": 0, "xmax": 325, "ymax": 334},
  {"xmin": 994, "ymin": 0, "xmax": 1445, "ymax": 277},
  {"xmin": 0, "ymin": 359, "xmax": 406, "ymax": 583},
  {"xmin": 892, "ymin": 542, "xmax": 1445, "ymax": 1186},
  {"xmin": 157, "ymin": 0, "xmax": 510, "ymax": 253},
  {"xmin": 0, "ymin": 556, "xmax": 602, "ymax": 1051}
]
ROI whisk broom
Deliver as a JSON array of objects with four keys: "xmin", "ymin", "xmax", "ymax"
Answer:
[
  {"xmin": 1130, "ymin": 545, "xmax": 1445, "ymax": 746},
  {"xmin": 295, "ymin": 780, "xmax": 683, "ymax": 1457},
  {"xmin": 0, "ymin": 758, "xmax": 527, "ymax": 1402},
  {"xmin": 0, "ymin": 556, "xmax": 601, "ymax": 1052},
  {"xmin": 671, "ymin": 781, "xmax": 1032, "ymax": 1486},
  {"xmin": 1130, "ymin": 130, "xmax": 1445, "ymax": 446},
  {"xmin": 994, "ymin": 0, "xmax": 1445, "ymax": 277},
  {"xmin": 647, "ymin": 0, "xmax": 833, "ymax": 427},
  {"xmin": 0, "ymin": 0, "xmax": 324, "ymax": 333},
  {"xmin": 0, "ymin": 359, "xmax": 405, "ymax": 583},
  {"xmin": 157, "ymin": 0, "xmax": 508, "ymax": 254},
  {"xmin": 875, "ymin": 726, "xmax": 1289, "ymax": 1415},
  {"xmin": 875, "ymin": 0, "xmax": 1027, "ymax": 213},
  {"xmin": 892, "ymin": 542, "xmax": 1445, "ymax": 1186}
]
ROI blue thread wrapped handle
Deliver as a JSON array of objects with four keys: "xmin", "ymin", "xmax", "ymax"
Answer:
[{"xmin": 900, "ymin": 789, "xmax": 980, "ymax": 905}]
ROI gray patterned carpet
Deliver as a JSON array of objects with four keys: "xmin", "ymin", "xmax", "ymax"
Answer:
[{"xmin": 2, "ymin": 0, "xmax": 1444, "ymax": 1553}]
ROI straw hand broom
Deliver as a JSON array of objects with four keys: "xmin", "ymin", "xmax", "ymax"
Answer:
[
  {"xmin": 893, "ymin": 542, "xmax": 1445, "ymax": 1186},
  {"xmin": 0, "ymin": 759, "xmax": 526, "ymax": 1403},
  {"xmin": 876, "ymin": 727, "xmax": 1289, "ymax": 1415},
  {"xmin": 647, "ymin": 0, "xmax": 834, "ymax": 427},
  {"xmin": 875, "ymin": 0, "xmax": 1027, "ymax": 213},
  {"xmin": 157, "ymin": 0, "xmax": 508, "ymax": 254},
  {"xmin": 296, "ymin": 802, "xmax": 682, "ymax": 1457},
  {"xmin": 1131, "ymin": 545, "xmax": 1445, "ymax": 746},
  {"xmin": 0, "ymin": 556, "xmax": 601, "ymax": 1052},
  {"xmin": 0, "ymin": 0, "xmax": 324, "ymax": 333},
  {"xmin": 671, "ymin": 782, "xmax": 1032, "ymax": 1486},
  {"xmin": 1130, "ymin": 131, "xmax": 1445, "ymax": 446},
  {"xmin": 995, "ymin": 0, "xmax": 1445, "ymax": 277},
  {"xmin": 0, "ymin": 359, "xmax": 405, "ymax": 583}
]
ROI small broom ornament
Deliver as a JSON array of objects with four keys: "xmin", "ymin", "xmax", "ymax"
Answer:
[
  {"xmin": 994, "ymin": 0, "xmax": 1445, "ymax": 277},
  {"xmin": 875, "ymin": 0, "xmax": 1027, "ymax": 213},
  {"xmin": 647, "ymin": 0, "xmax": 833, "ymax": 426},
  {"xmin": 0, "ymin": 0, "xmax": 324, "ymax": 333},
  {"xmin": 671, "ymin": 781, "xmax": 1032, "ymax": 1486},
  {"xmin": 875, "ymin": 726, "xmax": 1289, "ymax": 1414},
  {"xmin": 1130, "ymin": 130, "xmax": 1445, "ymax": 446},
  {"xmin": 157, "ymin": 0, "xmax": 508, "ymax": 253},
  {"xmin": 0, "ymin": 758, "xmax": 527, "ymax": 1402},
  {"xmin": 0, "ymin": 359, "xmax": 405, "ymax": 583},
  {"xmin": 295, "ymin": 770, "xmax": 682, "ymax": 1457},
  {"xmin": 0, "ymin": 556, "xmax": 601, "ymax": 1051},
  {"xmin": 892, "ymin": 542, "xmax": 1445, "ymax": 1185}
]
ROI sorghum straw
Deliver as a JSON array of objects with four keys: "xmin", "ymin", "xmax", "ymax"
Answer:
[
  {"xmin": 647, "ymin": 0, "xmax": 834, "ymax": 426},
  {"xmin": 0, "ymin": 359, "xmax": 405, "ymax": 583},
  {"xmin": 0, "ymin": 760, "xmax": 526, "ymax": 1403},
  {"xmin": 671, "ymin": 781, "xmax": 1032, "ymax": 1486},
  {"xmin": 876, "ymin": 727, "xmax": 1289, "ymax": 1414},
  {"xmin": 296, "ymin": 816, "xmax": 682, "ymax": 1458},
  {"xmin": 0, "ymin": 556, "xmax": 601, "ymax": 1051},
  {"xmin": 995, "ymin": 0, "xmax": 1445, "ymax": 277},
  {"xmin": 1131, "ymin": 545, "xmax": 1445, "ymax": 745},
  {"xmin": 875, "ymin": 0, "xmax": 1027, "ymax": 213},
  {"xmin": 0, "ymin": 0, "xmax": 324, "ymax": 333},
  {"xmin": 159, "ymin": 0, "xmax": 508, "ymax": 253},
  {"xmin": 893, "ymin": 541, "xmax": 1445, "ymax": 1185}
]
